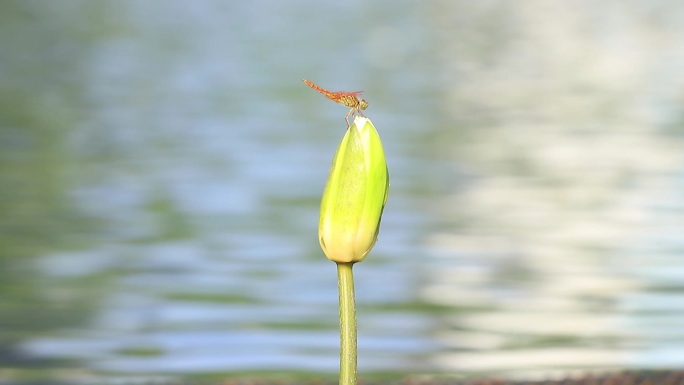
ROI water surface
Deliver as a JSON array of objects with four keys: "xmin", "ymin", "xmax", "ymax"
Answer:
[{"xmin": 1, "ymin": 0, "xmax": 684, "ymax": 380}]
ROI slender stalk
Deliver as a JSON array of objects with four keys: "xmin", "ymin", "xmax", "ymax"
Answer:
[{"xmin": 336, "ymin": 262, "xmax": 357, "ymax": 385}]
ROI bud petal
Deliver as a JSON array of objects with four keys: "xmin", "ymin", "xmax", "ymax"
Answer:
[{"xmin": 319, "ymin": 116, "xmax": 389, "ymax": 263}]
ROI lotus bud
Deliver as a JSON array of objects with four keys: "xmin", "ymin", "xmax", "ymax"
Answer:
[{"xmin": 319, "ymin": 116, "xmax": 389, "ymax": 264}]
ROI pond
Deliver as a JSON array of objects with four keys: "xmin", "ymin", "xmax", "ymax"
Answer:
[{"xmin": 1, "ymin": 0, "xmax": 684, "ymax": 380}]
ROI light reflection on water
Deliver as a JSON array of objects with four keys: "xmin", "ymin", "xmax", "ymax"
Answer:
[
  {"xmin": 418, "ymin": 1, "xmax": 684, "ymax": 376},
  {"xmin": 2, "ymin": 0, "xmax": 684, "ymax": 379}
]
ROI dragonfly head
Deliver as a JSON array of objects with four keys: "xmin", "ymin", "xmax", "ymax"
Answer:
[{"xmin": 358, "ymin": 98, "xmax": 368, "ymax": 111}]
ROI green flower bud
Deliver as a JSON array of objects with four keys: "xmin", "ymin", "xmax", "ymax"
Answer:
[{"xmin": 319, "ymin": 116, "xmax": 389, "ymax": 263}]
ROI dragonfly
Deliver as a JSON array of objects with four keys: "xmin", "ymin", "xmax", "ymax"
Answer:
[{"xmin": 303, "ymin": 79, "xmax": 368, "ymax": 127}]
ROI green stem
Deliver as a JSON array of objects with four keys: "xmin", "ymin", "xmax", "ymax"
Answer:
[{"xmin": 337, "ymin": 262, "xmax": 357, "ymax": 385}]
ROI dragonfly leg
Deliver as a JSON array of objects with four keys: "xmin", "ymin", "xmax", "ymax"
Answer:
[
  {"xmin": 344, "ymin": 109, "xmax": 353, "ymax": 128},
  {"xmin": 346, "ymin": 107, "xmax": 366, "ymax": 127}
]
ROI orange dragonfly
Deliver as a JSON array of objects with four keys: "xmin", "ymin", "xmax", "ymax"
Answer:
[{"xmin": 303, "ymin": 79, "xmax": 368, "ymax": 127}]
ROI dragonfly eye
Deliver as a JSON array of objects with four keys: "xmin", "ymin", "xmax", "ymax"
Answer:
[{"xmin": 359, "ymin": 99, "xmax": 369, "ymax": 110}]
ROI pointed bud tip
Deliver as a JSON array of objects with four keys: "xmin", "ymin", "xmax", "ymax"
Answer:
[{"xmin": 353, "ymin": 116, "xmax": 369, "ymax": 128}]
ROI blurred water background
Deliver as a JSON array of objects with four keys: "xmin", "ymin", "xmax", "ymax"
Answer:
[{"xmin": 2, "ymin": 0, "xmax": 684, "ymax": 382}]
